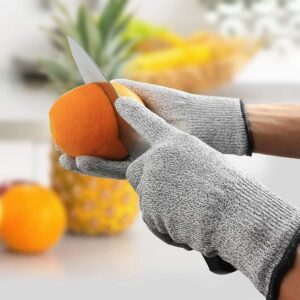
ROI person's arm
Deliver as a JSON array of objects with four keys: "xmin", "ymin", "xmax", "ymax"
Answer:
[
  {"xmin": 246, "ymin": 104, "xmax": 300, "ymax": 158},
  {"xmin": 279, "ymin": 246, "xmax": 300, "ymax": 300}
]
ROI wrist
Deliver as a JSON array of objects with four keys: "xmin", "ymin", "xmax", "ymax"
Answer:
[
  {"xmin": 245, "ymin": 104, "xmax": 300, "ymax": 158},
  {"xmin": 269, "ymin": 232, "xmax": 300, "ymax": 300},
  {"xmin": 279, "ymin": 246, "xmax": 300, "ymax": 300}
]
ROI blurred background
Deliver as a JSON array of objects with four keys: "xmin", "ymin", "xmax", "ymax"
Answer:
[{"xmin": 1, "ymin": 0, "xmax": 300, "ymax": 299}]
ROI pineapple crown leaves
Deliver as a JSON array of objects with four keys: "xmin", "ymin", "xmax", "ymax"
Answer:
[{"xmin": 40, "ymin": 0, "xmax": 140, "ymax": 93}]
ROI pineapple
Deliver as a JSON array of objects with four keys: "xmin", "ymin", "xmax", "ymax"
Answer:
[
  {"xmin": 42, "ymin": 0, "xmax": 140, "ymax": 235},
  {"xmin": 50, "ymin": 151, "xmax": 138, "ymax": 235}
]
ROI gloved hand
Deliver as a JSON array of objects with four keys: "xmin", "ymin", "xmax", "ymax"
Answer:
[
  {"xmin": 60, "ymin": 79, "xmax": 252, "ymax": 179},
  {"xmin": 113, "ymin": 98, "xmax": 298, "ymax": 299},
  {"xmin": 113, "ymin": 79, "xmax": 252, "ymax": 156}
]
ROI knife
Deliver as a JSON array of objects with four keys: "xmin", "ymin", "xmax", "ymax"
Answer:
[{"xmin": 67, "ymin": 36, "xmax": 149, "ymax": 159}]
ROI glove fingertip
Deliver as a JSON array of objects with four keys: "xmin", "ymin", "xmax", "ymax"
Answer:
[
  {"xmin": 111, "ymin": 78, "xmax": 134, "ymax": 86},
  {"xmin": 59, "ymin": 154, "xmax": 76, "ymax": 171},
  {"xmin": 115, "ymin": 96, "xmax": 142, "ymax": 111},
  {"xmin": 76, "ymin": 156, "xmax": 95, "ymax": 170}
]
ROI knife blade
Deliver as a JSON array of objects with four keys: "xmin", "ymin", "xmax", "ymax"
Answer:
[{"xmin": 67, "ymin": 36, "xmax": 149, "ymax": 159}]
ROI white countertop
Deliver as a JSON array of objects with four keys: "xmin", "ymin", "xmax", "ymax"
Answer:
[{"xmin": 0, "ymin": 218, "xmax": 262, "ymax": 300}]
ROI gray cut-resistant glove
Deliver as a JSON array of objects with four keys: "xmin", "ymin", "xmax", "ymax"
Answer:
[
  {"xmin": 113, "ymin": 79, "xmax": 252, "ymax": 155},
  {"xmin": 114, "ymin": 98, "xmax": 299, "ymax": 299}
]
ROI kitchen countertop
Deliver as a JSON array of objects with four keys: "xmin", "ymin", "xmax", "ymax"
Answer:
[{"xmin": 0, "ymin": 218, "xmax": 262, "ymax": 300}]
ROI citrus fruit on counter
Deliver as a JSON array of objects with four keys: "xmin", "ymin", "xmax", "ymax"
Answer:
[
  {"xmin": 0, "ymin": 184, "xmax": 66, "ymax": 253},
  {"xmin": 49, "ymin": 82, "xmax": 144, "ymax": 160}
]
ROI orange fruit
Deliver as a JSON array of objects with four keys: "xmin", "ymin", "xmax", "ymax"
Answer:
[
  {"xmin": 0, "ymin": 184, "xmax": 66, "ymax": 253},
  {"xmin": 49, "ymin": 82, "xmax": 144, "ymax": 160}
]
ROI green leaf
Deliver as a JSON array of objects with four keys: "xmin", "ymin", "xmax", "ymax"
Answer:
[
  {"xmin": 98, "ymin": 0, "xmax": 129, "ymax": 42},
  {"xmin": 77, "ymin": 5, "xmax": 90, "ymax": 51},
  {"xmin": 42, "ymin": 28, "xmax": 66, "ymax": 52},
  {"xmin": 106, "ymin": 51, "xmax": 134, "ymax": 79},
  {"xmin": 111, "ymin": 13, "xmax": 133, "ymax": 38},
  {"xmin": 76, "ymin": 5, "xmax": 102, "ymax": 60},
  {"xmin": 113, "ymin": 37, "xmax": 137, "ymax": 57},
  {"xmin": 40, "ymin": 59, "xmax": 70, "ymax": 82},
  {"xmin": 85, "ymin": 11, "xmax": 101, "ymax": 59},
  {"xmin": 51, "ymin": 0, "xmax": 72, "ymax": 22},
  {"xmin": 52, "ymin": 15, "xmax": 76, "ymax": 37}
]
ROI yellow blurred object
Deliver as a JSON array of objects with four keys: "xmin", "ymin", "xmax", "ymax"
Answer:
[
  {"xmin": 126, "ymin": 31, "xmax": 261, "ymax": 93},
  {"xmin": 157, "ymin": 30, "xmax": 186, "ymax": 47},
  {"xmin": 187, "ymin": 30, "xmax": 225, "ymax": 46},
  {"xmin": 137, "ymin": 30, "xmax": 185, "ymax": 52},
  {"xmin": 51, "ymin": 151, "xmax": 139, "ymax": 235},
  {"xmin": 127, "ymin": 45, "xmax": 213, "ymax": 72},
  {"xmin": 0, "ymin": 184, "xmax": 66, "ymax": 253}
]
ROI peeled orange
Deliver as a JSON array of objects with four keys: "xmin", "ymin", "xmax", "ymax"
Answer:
[
  {"xmin": 0, "ymin": 184, "xmax": 66, "ymax": 253},
  {"xmin": 49, "ymin": 82, "xmax": 144, "ymax": 160}
]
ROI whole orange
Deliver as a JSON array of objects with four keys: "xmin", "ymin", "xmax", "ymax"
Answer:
[
  {"xmin": 49, "ymin": 82, "xmax": 144, "ymax": 160},
  {"xmin": 0, "ymin": 184, "xmax": 66, "ymax": 253}
]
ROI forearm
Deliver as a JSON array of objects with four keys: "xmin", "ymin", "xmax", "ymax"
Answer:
[
  {"xmin": 246, "ymin": 104, "xmax": 300, "ymax": 158},
  {"xmin": 280, "ymin": 246, "xmax": 300, "ymax": 300}
]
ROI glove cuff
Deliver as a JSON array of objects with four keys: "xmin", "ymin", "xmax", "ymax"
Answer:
[
  {"xmin": 184, "ymin": 96, "xmax": 252, "ymax": 156},
  {"xmin": 240, "ymin": 100, "xmax": 254, "ymax": 156},
  {"xmin": 217, "ymin": 175, "xmax": 300, "ymax": 296}
]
